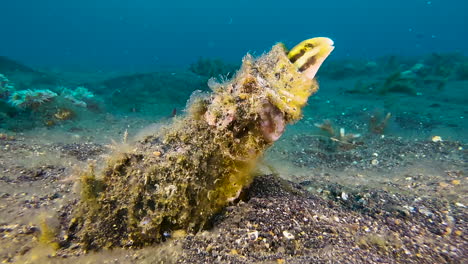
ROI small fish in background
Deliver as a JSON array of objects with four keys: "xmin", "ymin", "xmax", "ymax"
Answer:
[{"xmin": 171, "ymin": 108, "xmax": 177, "ymax": 117}]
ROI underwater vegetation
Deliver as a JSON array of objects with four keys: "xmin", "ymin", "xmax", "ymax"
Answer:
[
  {"xmin": 60, "ymin": 86, "xmax": 95, "ymax": 108},
  {"xmin": 321, "ymin": 52, "xmax": 468, "ymax": 96},
  {"xmin": 369, "ymin": 112, "xmax": 392, "ymax": 135},
  {"xmin": 4, "ymin": 84, "xmax": 95, "ymax": 111},
  {"xmin": 0, "ymin": 70, "xmax": 97, "ymax": 128},
  {"xmin": 347, "ymin": 62, "xmax": 443, "ymax": 96},
  {"xmin": 8, "ymin": 89, "xmax": 58, "ymax": 109},
  {"xmin": 60, "ymin": 37, "xmax": 334, "ymax": 250},
  {"xmin": 0, "ymin": 74, "xmax": 15, "ymax": 93},
  {"xmin": 0, "ymin": 56, "xmax": 105, "ymax": 130},
  {"xmin": 320, "ymin": 59, "xmax": 380, "ymax": 80},
  {"xmin": 0, "ymin": 74, "xmax": 15, "ymax": 107},
  {"xmin": 455, "ymin": 62, "xmax": 468, "ymax": 80},
  {"xmin": 313, "ymin": 119, "xmax": 362, "ymax": 151}
]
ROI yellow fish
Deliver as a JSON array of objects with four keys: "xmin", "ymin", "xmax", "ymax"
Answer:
[{"xmin": 288, "ymin": 37, "xmax": 335, "ymax": 80}]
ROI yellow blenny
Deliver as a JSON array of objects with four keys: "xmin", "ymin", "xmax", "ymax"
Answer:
[{"xmin": 288, "ymin": 37, "xmax": 334, "ymax": 80}]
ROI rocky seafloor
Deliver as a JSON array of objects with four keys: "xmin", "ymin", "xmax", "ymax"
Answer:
[
  {"xmin": 0, "ymin": 131, "xmax": 466, "ymax": 264},
  {"xmin": 0, "ymin": 54, "xmax": 467, "ymax": 263}
]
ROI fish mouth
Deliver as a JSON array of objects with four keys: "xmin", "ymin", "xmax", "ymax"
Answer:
[{"xmin": 288, "ymin": 37, "xmax": 335, "ymax": 80}]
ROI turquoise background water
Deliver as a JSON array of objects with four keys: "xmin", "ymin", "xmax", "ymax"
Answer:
[{"xmin": 1, "ymin": 0, "xmax": 466, "ymax": 70}]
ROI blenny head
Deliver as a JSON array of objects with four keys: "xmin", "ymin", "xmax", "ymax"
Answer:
[{"xmin": 288, "ymin": 37, "xmax": 334, "ymax": 80}]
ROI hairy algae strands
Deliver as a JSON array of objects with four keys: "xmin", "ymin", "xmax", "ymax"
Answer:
[{"xmin": 67, "ymin": 37, "xmax": 334, "ymax": 250}]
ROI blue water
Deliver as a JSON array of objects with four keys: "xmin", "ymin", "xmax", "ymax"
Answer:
[{"xmin": 1, "ymin": 0, "xmax": 467, "ymax": 71}]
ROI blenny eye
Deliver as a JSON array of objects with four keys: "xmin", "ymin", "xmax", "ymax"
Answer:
[{"xmin": 287, "ymin": 37, "xmax": 335, "ymax": 80}]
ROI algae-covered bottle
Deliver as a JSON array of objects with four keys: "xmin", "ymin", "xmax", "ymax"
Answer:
[{"xmin": 66, "ymin": 37, "xmax": 334, "ymax": 250}]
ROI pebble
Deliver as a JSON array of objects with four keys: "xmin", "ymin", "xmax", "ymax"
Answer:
[
  {"xmin": 248, "ymin": 230, "xmax": 259, "ymax": 240},
  {"xmin": 341, "ymin": 192, "xmax": 348, "ymax": 200},
  {"xmin": 439, "ymin": 182, "xmax": 449, "ymax": 188},
  {"xmin": 442, "ymin": 227, "xmax": 452, "ymax": 236},
  {"xmin": 451, "ymin": 179, "xmax": 460, "ymax": 185},
  {"xmin": 282, "ymin": 230, "xmax": 295, "ymax": 240}
]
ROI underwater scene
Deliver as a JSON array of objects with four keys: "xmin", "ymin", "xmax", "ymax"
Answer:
[{"xmin": 0, "ymin": 1, "xmax": 466, "ymax": 263}]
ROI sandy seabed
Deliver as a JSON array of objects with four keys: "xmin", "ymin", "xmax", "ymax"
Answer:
[{"xmin": 0, "ymin": 65, "xmax": 467, "ymax": 263}]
